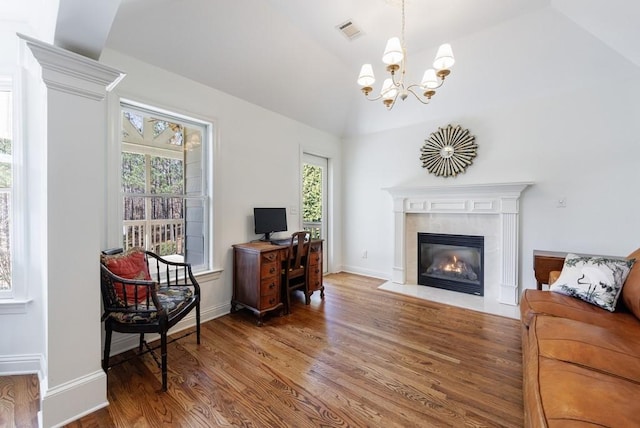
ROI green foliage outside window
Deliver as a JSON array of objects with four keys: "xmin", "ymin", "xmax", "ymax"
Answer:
[
  {"xmin": 150, "ymin": 156, "xmax": 183, "ymax": 195},
  {"xmin": 303, "ymin": 164, "xmax": 322, "ymax": 239},
  {"xmin": 303, "ymin": 164, "xmax": 322, "ymax": 222},
  {"xmin": 0, "ymin": 137, "xmax": 11, "ymax": 188},
  {"xmin": 122, "ymin": 152, "xmax": 145, "ymax": 194},
  {"xmin": 0, "ymin": 137, "xmax": 11, "ymax": 289},
  {"xmin": 122, "ymin": 152, "xmax": 184, "ymax": 221}
]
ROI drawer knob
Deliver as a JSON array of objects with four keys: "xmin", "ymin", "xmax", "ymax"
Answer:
[
  {"xmin": 269, "ymin": 297, "xmax": 275, "ymax": 304},
  {"xmin": 269, "ymin": 267, "xmax": 276, "ymax": 274},
  {"xmin": 269, "ymin": 282, "xmax": 275, "ymax": 289}
]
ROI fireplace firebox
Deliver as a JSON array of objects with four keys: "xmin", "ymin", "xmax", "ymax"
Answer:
[{"xmin": 418, "ymin": 233, "xmax": 484, "ymax": 296}]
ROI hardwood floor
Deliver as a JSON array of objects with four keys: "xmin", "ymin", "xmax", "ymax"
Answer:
[
  {"xmin": 0, "ymin": 374, "xmax": 39, "ymax": 428},
  {"xmin": 3, "ymin": 273, "xmax": 524, "ymax": 427}
]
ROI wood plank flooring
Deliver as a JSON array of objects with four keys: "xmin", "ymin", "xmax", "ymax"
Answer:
[
  {"xmin": 3, "ymin": 273, "xmax": 524, "ymax": 427},
  {"xmin": 0, "ymin": 374, "xmax": 39, "ymax": 428}
]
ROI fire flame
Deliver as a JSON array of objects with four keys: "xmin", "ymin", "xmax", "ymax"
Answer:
[{"xmin": 442, "ymin": 255, "xmax": 463, "ymax": 273}]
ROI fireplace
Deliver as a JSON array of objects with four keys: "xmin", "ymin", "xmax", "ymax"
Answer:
[
  {"xmin": 418, "ymin": 233, "xmax": 484, "ymax": 296},
  {"xmin": 383, "ymin": 182, "xmax": 531, "ymax": 307}
]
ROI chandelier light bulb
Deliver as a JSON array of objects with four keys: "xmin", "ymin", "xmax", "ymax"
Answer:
[
  {"xmin": 420, "ymin": 69, "xmax": 439, "ymax": 89},
  {"xmin": 357, "ymin": 64, "xmax": 375, "ymax": 87},
  {"xmin": 433, "ymin": 43, "xmax": 455, "ymax": 70},
  {"xmin": 381, "ymin": 78, "xmax": 397, "ymax": 100},
  {"xmin": 382, "ymin": 37, "xmax": 404, "ymax": 65}
]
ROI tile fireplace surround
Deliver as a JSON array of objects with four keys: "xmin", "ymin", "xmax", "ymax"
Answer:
[{"xmin": 381, "ymin": 182, "xmax": 532, "ymax": 318}]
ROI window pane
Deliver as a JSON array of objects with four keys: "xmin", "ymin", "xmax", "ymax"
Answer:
[
  {"xmin": 185, "ymin": 197, "xmax": 205, "ymax": 267},
  {"xmin": 0, "ymin": 89, "xmax": 11, "ymax": 291},
  {"xmin": 0, "ymin": 144, "xmax": 10, "ymax": 194},
  {"xmin": 303, "ymin": 164, "xmax": 322, "ymax": 239},
  {"xmin": 123, "ymin": 212, "xmax": 146, "ymax": 249},
  {"xmin": 152, "ymin": 119, "xmax": 183, "ymax": 146},
  {"xmin": 123, "ymin": 196, "xmax": 145, "ymax": 220},
  {"xmin": 150, "ymin": 198, "xmax": 184, "ymax": 256},
  {"xmin": 0, "ymin": 192, "xmax": 10, "ymax": 290},
  {"xmin": 0, "ymin": 162, "xmax": 10, "ymax": 188},
  {"xmin": 120, "ymin": 103, "xmax": 209, "ymax": 272},
  {"xmin": 150, "ymin": 156, "xmax": 183, "ymax": 195},
  {"xmin": 123, "ymin": 111, "xmax": 143, "ymax": 136},
  {"xmin": 151, "ymin": 196, "xmax": 183, "ymax": 220},
  {"xmin": 303, "ymin": 164, "xmax": 322, "ymax": 222},
  {"xmin": 121, "ymin": 152, "xmax": 145, "ymax": 194}
]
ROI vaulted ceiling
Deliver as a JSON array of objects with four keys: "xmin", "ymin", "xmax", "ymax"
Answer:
[{"xmin": 53, "ymin": 0, "xmax": 640, "ymax": 137}]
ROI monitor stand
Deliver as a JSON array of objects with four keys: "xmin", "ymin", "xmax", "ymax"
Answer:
[{"xmin": 259, "ymin": 232, "xmax": 272, "ymax": 242}]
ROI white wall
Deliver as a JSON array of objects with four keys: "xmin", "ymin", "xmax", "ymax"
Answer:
[
  {"xmin": 0, "ymin": 0, "xmax": 58, "ymax": 375},
  {"xmin": 99, "ymin": 48, "xmax": 343, "ymax": 328},
  {"xmin": 342, "ymin": 75, "xmax": 640, "ymax": 290},
  {"xmin": 342, "ymin": 5, "xmax": 640, "ymax": 292}
]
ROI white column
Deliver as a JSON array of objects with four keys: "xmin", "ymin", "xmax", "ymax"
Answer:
[
  {"xmin": 499, "ymin": 197, "xmax": 520, "ymax": 305},
  {"xmin": 20, "ymin": 34, "xmax": 125, "ymax": 427},
  {"xmin": 392, "ymin": 197, "xmax": 406, "ymax": 283}
]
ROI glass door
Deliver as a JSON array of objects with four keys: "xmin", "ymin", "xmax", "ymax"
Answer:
[{"xmin": 302, "ymin": 153, "xmax": 327, "ymax": 271}]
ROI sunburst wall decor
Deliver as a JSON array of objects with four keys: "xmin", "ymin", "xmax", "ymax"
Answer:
[{"xmin": 420, "ymin": 124, "xmax": 477, "ymax": 177}]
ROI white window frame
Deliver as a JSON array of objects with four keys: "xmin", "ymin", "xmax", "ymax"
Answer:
[
  {"xmin": 112, "ymin": 98, "xmax": 215, "ymax": 275},
  {"xmin": 0, "ymin": 76, "xmax": 13, "ymax": 299},
  {"xmin": 0, "ymin": 72, "xmax": 29, "ymax": 310}
]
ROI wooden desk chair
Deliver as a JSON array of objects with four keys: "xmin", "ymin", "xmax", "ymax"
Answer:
[
  {"xmin": 283, "ymin": 231, "xmax": 311, "ymax": 314},
  {"xmin": 100, "ymin": 247, "xmax": 201, "ymax": 391}
]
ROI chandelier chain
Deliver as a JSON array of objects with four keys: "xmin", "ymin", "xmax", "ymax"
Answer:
[{"xmin": 401, "ymin": 0, "xmax": 406, "ymax": 48}]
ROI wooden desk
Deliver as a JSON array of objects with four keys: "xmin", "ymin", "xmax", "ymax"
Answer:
[
  {"xmin": 533, "ymin": 250, "xmax": 567, "ymax": 290},
  {"xmin": 231, "ymin": 240, "xmax": 323, "ymax": 325}
]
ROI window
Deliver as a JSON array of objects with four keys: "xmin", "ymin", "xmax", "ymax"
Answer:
[
  {"xmin": 120, "ymin": 102, "xmax": 211, "ymax": 272},
  {"xmin": 302, "ymin": 153, "xmax": 328, "ymax": 271},
  {"xmin": 0, "ymin": 80, "xmax": 12, "ymax": 296}
]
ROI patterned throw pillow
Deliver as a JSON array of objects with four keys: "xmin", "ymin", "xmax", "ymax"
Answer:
[
  {"xmin": 101, "ymin": 247, "xmax": 152, "ymax": 304},
  {"xmin": 550, "ymin": 253, "xmax": 636, "ymax": 312}
]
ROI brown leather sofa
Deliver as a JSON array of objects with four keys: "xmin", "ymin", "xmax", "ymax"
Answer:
[{"xmin": 520, "ymin": 248, "xmax": 640, "ymax": 427}]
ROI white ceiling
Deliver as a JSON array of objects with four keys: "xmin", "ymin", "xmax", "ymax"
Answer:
[{"xmin": 54, "ymin": 0, "xmax": 639, "ymax": 137}]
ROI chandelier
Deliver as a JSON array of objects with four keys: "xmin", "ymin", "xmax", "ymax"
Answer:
[{"xmin": 356, "ymin": 0, "xmax": 455, "ymax": 110}]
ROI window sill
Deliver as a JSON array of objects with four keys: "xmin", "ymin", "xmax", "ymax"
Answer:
[
  {"xmin": 194, "ymin": 268, "xmax": 223, "ymax": 283},
  {"xmin": 0, "ymin": 298, "xmax": 33, "ymax": 315}
]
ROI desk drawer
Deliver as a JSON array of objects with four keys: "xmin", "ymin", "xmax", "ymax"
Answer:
[
  {"xmin": 260, "ymin": 294, "xmax": 279, "ymax": 309},
  {"xmin": 308, "ymin": 265, "xmax": 322, "ymax": 292},
  {"xmin": 260, "ymin": 277, "xmax": 279, "ymax": 296},
  {"xmin": 260, "ymin": 261, "xmax": 279, "ymax": 278},
  {"xmin": 261, "ymin": 252, "xmax": 278, "ymax": 263},
  {"xmin": 308, "ymin": 252, "xmax": 321, "ymax": 266}
]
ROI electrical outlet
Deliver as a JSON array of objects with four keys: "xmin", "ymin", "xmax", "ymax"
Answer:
[
  {"xmin": 289, "ymin": 205, "xmax": 298, "ymax": 215},
  {"xmin": 557, "ymin": 197, "xmax": 567, "ymax": 208},
  {"xmin": 362, "ymin": 250, "xmax": 368, "ymax": 259}
]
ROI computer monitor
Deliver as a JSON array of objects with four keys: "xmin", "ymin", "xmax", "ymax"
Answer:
[{"xmin": 254, "ymin": 207, "xmax": 287, "ymax": 241}]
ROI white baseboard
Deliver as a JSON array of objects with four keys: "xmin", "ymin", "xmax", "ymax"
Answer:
[
  {"xmin": 340, "ymin": 265, "xmax": 390, "ymax": 280},
  {"xmin": 109, "ymin": 302, "xmax": 230, "ymax": 356},
  {"xmin": 0, "ymin": 353, "xmax": 43, "ymax": 375},
  {"xmin": 40, "ymin": 369, "xmax": 108, "ymax": 428}
]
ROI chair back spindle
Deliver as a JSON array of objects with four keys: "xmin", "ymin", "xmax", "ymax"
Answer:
[{"xmin": 283, "ymin": 231, "xmax": 311, "ymax": 314}]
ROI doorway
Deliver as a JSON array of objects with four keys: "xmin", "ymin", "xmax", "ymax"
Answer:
[{"xmin": 302, "ymin": 153, "xmax": 328, "ymax": 271}]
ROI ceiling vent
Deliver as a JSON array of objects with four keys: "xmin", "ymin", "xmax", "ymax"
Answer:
[{"xmin": 336, "ymin": 20, "xmax": 363, "ymax": 41}]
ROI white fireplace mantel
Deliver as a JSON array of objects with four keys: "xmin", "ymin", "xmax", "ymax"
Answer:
[{"xmin": 383, "ymin": 182, "xmax": 532, "ymax": 306}]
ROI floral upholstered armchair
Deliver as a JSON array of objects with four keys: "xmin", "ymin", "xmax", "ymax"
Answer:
[{"xmin": 100, "ymin": 247, "xmax": 201, "ymax": 391}]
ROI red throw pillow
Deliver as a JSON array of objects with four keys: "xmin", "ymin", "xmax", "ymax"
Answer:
[{"xmin": 102, "ymin": 248, "xmax": 152, "ymax": 304}]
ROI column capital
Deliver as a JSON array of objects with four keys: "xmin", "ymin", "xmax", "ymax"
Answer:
[{"xmin": 19, "ymin": 33, "xmax": 125, "ymax": 101}]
